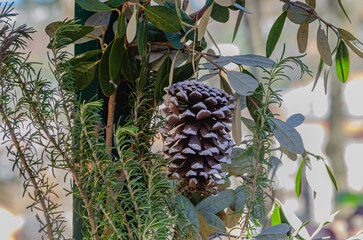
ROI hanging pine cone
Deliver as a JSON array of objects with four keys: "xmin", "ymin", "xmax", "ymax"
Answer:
[{"xmin": 161, "ymin": 80, "xmax": 235, "ymax": 195}]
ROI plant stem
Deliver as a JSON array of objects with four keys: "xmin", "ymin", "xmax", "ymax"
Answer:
[{"xmin": 106, "ymin": 91, "xmax": 117, "ymax": 156}]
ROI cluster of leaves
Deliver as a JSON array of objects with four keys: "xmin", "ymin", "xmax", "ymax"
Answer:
[{"xmin": 1, "ymin": 0, "xmax": 363, "ymax": 239}]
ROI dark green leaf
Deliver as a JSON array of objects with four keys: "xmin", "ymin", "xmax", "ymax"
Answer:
[
  {"xmin": 227, "ymin": 71, "xmax": 259, "ymax": 96},
  {"xmin": 196, "ymin": 189, "xmax": 235, "ymax": 214},
  {"xmin": 176, "ymin": 194, "xmax": 199, "ymax": 231},
  {"xmin": 325, "ymin": 163, "xmax": 339, "ymax": 191},
  {"xmin": 73, "ymin": 61, "xmax": 98, "ymax": 91},
  {"xmin": 109, "ymin": 0, "xmax": 126, "ymax": 7},
  {"xmin": 173, "ymin": 62, "xmax": 194, "ymax": 83},
  {"xmin": 147, "ymin": 22, "xmax": 168, "ymax": 42},
  {"xmin": 99, "ymin": 40, "xmax": 118, "ymax": 96},
  {"xmin": 116, "ymin": 13, "xmax": 126, "ymax": 38},
  {"xmin": 266, "ymin": 10, "xmax": 287, "ymax": 58},
  {"xmin": 109, "ymin": 37, "xmax": 124, "ymax": 81},
  {"xmin": 46, "ymin": 21, "xmax": 94, "ymax": 45},
  {"xmin": 270, "ymin": 118, "xmax": 304, "ymax": 154},
  {"xmin": 75, "ymin": 0, "xmax": 112, "ymax": 12},
  {"xmin": 230, "ymin": 186, "xmax": 247, "ymax": 211},
  {"xmin": 143, "ymin": 6, "xmax": 181, "ymax": 33},
  {"xmin": 335, "ymin": 40, "xmax": 350, "ymax": 83},
  {"xmin": 68, "ymin": 49, "xmax": 101, "ymax": 66},
  {"xmin": 271, "ymin": 206, "xmax": 282, "ymax": 226},
  {"xmin": 120, "ymin": 49, "xmax": 139, "ymax": 81},
  {"xmin": 165, "ymin": 32, "xmax": 184, "ymax": 49},
  {"xmin": 211, "ymin": 4, "xmax": 229, "ymax": 23},
  {"xmin": 137, "ymin": 17, "xmax": 148, "ymax": 59},
  {"xmin": 295, "ymin": 160, "xmax": 303, "ymax": 197},
  {"xmin": 338, "ymin": 28, "xmax": 363, "ymax": 58},
  {"xmin": 286, "ymin": 113, "xmax": 305, "ymax": 127},
  {"xmin": 199, "ymin": 211, "xmax": 226, "ymax": 232},
  {"xmin": 154, "ymin": 57, "xmax": 171, "ymax": 103},
  {"xmin": 337, "ymin": 0, "xmax": 351, "ymax": 23}
]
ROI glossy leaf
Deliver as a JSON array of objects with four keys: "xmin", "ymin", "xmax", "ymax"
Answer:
[
  {"xmin": 232, "ymin": 54, "xmax": 275, "ymax": 68},
  {"xmin": 75, "ymin": 0, "xmax": 112, "ymax": 12},
  {"xmin": 99, "ymin": 40, "xmax": 118, "ymax": 96},
  {"xmin": 266, "ymin": 10, "xmax": 287, "ymax": 58},
  {"xmin": 211, "ymin": 3, "xmax": 229, "ymax": 23},
  {"xmin": 337, "ymin": 0, "xmax": 351, "ymax": 23},
  {"xmin": 165, "ymin": 32, "xmax": 184, "ymax": 49},
  {"xmin": 232, "ymin": 95, "xmax": 242, "ymax": 146},
  {"xmin": 68, "ymin": 49, "xmax": 102, "ymax": 66},
  {"xmin": 271, "ymin": 118, "xmax": 304, "ymax": 154},
  {"xmin": 176, "ymin": 194, "xmax": 199, "ymax": 231},
  {"xmin": 109, "ymin": 0, "xmax": 126, "ymax": 7},
  {"xmin": 173, "ymin": 62, "xmax": 194, "ymax": 83},
  {"xmin": 144, "ymin": 6, "xmax": 181, "ymax": 33},
  {"xmin": 335, "ymin": 40, "xmax": 350, "ymax": 83},
  {"xmin": 109, "ymin": 37, "xmax": 124, "ymax": 80},
  {"xmin": 196, "ymin": 189, "xmax": 235, "ymax": 214},
  {"xmin": 227, "ymin": 71, "xmax": 258, "ymax": 96},
  {"xmin": 120, "ymin": 49, "xmax": 139, "ymax": 82},
  {"xmin": 295, "ymin": 160, "xmax": 303, "ymax": 197},
  {"xmin": 116, "ymin": 12, "xmax": 126, "ymax": 38},
  {"xmin": 317, "ymin": 26, "xmax": 332, "ymax": 66},
  {"xmin": 271, "ymin": 205, "xmax": 282, "ymax": 226},
  {"xmin": 154, "ymin": 57, "xmax": 171, "ymax": 103},
  {"xmin": 198, "ymin": 4, "xmax": 213, "ymax": 41},
  {"xmin": 297, "ymin": 20, "xmax": 309, "ymax": 53},
  {"xmin": 137, "ymin": 17, "xmax": 148, "ymax": 59},
  {"xmin": 286, "ymin": 113, "xmax": 305, "ymax": 128},
  {"xmin": 72, "ymin": 61, "xmax": 98, "ymax": 91},
  {"xmin": 230, "ymin": 185, "xmax": 247, "ymax": 211},
  {"xmin": 325, "ymin": 163, "xmax": 339, "ymax": 191},
  {"xmin": 199, "ymin": 211, "xmax": 226, "ymax": 232},
  {"xmin": 255, "ymin": 224, "xmax": 290, "ymax": 240},
  {"xmin": 126, "ymin": 6, "xmax": 137, "ymax": 43}
]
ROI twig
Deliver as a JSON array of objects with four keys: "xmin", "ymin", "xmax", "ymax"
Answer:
[
  {"xmin": 189, "ymin": 5, "xmax": 207, "ymax": 22},
  {"xmin": 106, "ymin": 91, "xmax": 117, "ymax": 156}
]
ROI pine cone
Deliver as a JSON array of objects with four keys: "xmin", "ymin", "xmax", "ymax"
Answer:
[{"xmin": 161, "ymin": 80, "xmax": 235, "ymax": 195}]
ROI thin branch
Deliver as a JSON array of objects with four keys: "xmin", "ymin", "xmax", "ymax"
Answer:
[{"xmin": 106, "ymin": 91, "xmax": 117, "ymax": 156}]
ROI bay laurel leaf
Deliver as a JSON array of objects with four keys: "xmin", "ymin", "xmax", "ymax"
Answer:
[
  {"xmin": 198, "ymin": 4, "xmax": 213, "ymax": 41},
  {"xmin": 266, "ymin": 10, "xmax": 287, "ymax": 58},
  {"xmin": 126, "ymin": 5, "xmax": 137, "ymax": 43},
  {"xmin": 338, "ymin": 28, "xmax": 363, "ymax": 58},
  {"xmin": 75, "ymin": 0, "xmax": 112, "ymax": 12},
  {"xmin": 316, "ymin": 26, "xmax": 332, "ymax": 66},
  {"xmin": 214, "ymin": 0, "xmax": 236, "ymax": 7},
  {"xmin": 297, "ymin": 20, "xmax": 309, "ymax": 53},
  {"xmin": 144, "ymin": 6, "xmax": 181, "ymax": 33}
]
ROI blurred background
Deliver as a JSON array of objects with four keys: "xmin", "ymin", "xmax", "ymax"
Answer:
[{"xmin": 0, "ymin": 0, "xmax": 362, "ymax": 239}]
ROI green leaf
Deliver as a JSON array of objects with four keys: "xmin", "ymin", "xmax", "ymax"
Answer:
[
  {"xmin": 311, "ymin": 58, "xmax": 324, "ymax": 92},
  {"xmin": 116, "ymin": 12, "xmax": 126, "ymax": 38},
  {"xmin": 266, "ymin": 10, "xmax": 287, "ymax": 58},
  {"xmin": 214, "ymin": 0, "xmax": 236, "ymax": 7},
  {"xmin": 271, "ymin": 206, "xmax": 282, "ymax": 226},
  {"xmin": 46, "ymin": 22, "xmax": 94, "ymax": 45},
  {"xmin": 45, "ymin": 21, "xmax": 62, "ymax": 38},
  {"xmin": 337, "ymin": 0, "xmax": 351, "ymax": 23},
  {"xmin": 211, "ymin": 4, "xmax": 229, "ymax": 23},
  {"xmin": 173, "ymin": 62, "xmax": 195, "ymax": 83},
  {"xmin": 255, "ymin": 224, "xmax": 290, "ymax": 240},
  {"xmin": 99, "ymin": 40, "xmax": 118, "ymax": 96},
  {"xmin": 305, "ymin": 0, "xmax": 316, "ymax": 9},
  {"xmin": 230, "ymin": 185, "xmax": 247, "ymax": 211},
  {"xmin": 109, "ymin": 37, "xmax": 124, "ymax": 81},
  {"xmin": 198, "ymin": 4, "xmax": 213, "ymax": 41},
  {"xmin": 270, "ymin": 118, "xmax": 304, "ymax": 154},
  {"xmin": 176, "ymin": 194, "xmax": 199, "ymax": 231},
  {"xmin": 227, "ymin": 71, "xmax": 259, "ymax": 96},
  {"xmin": 295, "ymin": 160, "xmax": 303, "ymax": 197},
  {"xmin": 196, "ymin": 189, "xmax": 235, "ymax": 214},
  {"xmin": 109, "ymin": 0, "xmax": 126, "ymax": 7},
  {"xmin": 165, "ymin": 32, "xmax": 184, "ymax": 49},
  {"xmin": 154, "ymin": 57, "xmax": 171, "ymax": 103},
  {"xmin": 68, "ymin": 49, "xmax": 101, "ymax": 66},
  {"xmin": 325, "ymin": 163, "xmax": 339, "ymax": 191},
  {"xmin": 72, "ymin": 61, "xmax": 98, "ymax": 91},
  {"xmin": 199, "ymin": 211, "xmax": 226, "ymax": 232},
  {"xmin": 228, "ymin": 147, "xmax": 252, "ymax": 175},
  {"xmin": 143, "ymin": 6, "xmax": 181, "ymax": 33},
  {"xmin": 338, "ymin": 28, "xmax": 363, "ymax": 58},
  {"xmin": 283, "ymin": 1, "xmax": 316, "ymax": 24},
  {"xmin": 232, "ymin": 95, "xmax": 242, "ymax": 145},
  {"xmin": 137, "ymin": 17, "xmax": 148, "ymax": 60},
  {"xmin": 297, "ymin": 20, "xmax": 309, "ymax": 53},
  {"xmin": 335, "ymin": 40, "xmax": 350, "ymax": 83},
  {"xmin": 317, "ymin": 26, "xmax": 332, "ymax": 66},
  {"xmin": 286, "ymin": 113, "xmax": 305, "ymax": 128},
  {"xmin": 75, "ymin": 0, "xmax": 112, "ymax": 12},
  {"xmin": 203, "ymin": 56, "xmax": 233, "ymax": 69},
  {"xmin": 232, "ymin": 10, "xmax": 244, "ymax": 42},
  {"xmin": 120, "ymin": 49, "xmax": 139, "ymax": 81},
  {"xmin": 232, "ymin": 54, "xmax": 275, "ymax": 68}
]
